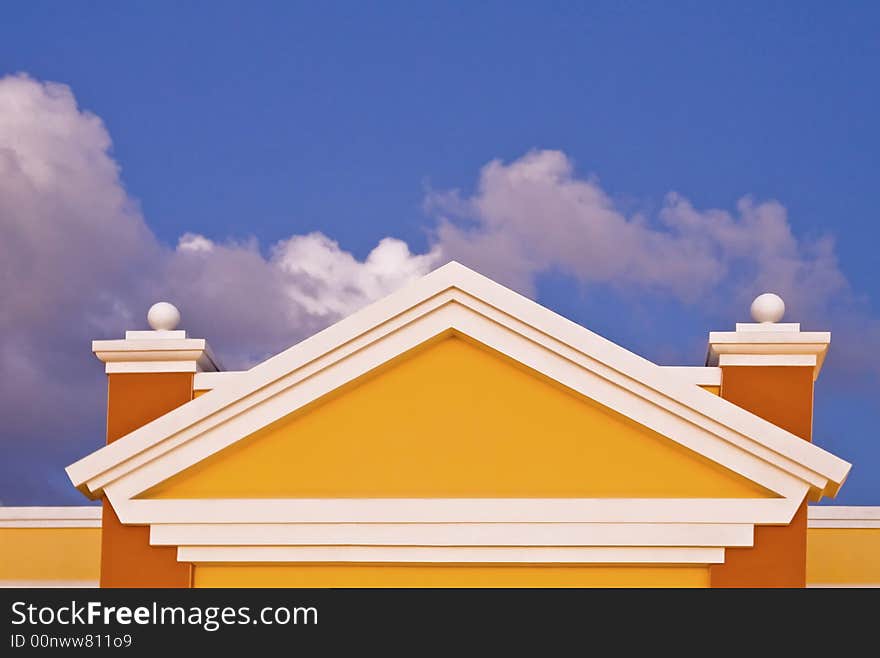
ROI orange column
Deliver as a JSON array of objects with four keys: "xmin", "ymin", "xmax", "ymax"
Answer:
[
  {"xmin": 706, "ymin": 302, "xmax": 828, "ymax": 588},
  {"xmin": 92, "ymin": 304, "xmax": 219, "ymax": 588},
  {"xmin": 100, "ymin": 373, "xmax": 195, "ymax": 588}
]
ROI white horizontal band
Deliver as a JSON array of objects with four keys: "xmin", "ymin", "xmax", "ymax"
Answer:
[
  {"xmin": 150, "ymin": 522, "xmax": 754, "ymax": 548},
  {"xmin": 117, "ymin": 498, "xmax": 800, "ymax": 525},
  {"xmin": 125, "ymin": 330, "xmax": 187, "ymax": 340},
  {"xmin": 0, "ymin": 506, "xmax": 101, "ymax": 528},
  {"xmin": 194, "ymin": 371, "xmax": 244, "ymax": 391},
  {"xmin": 661, "ymin": 367, "xmax": 721, "ymax": 386},
  {"xmin": 178, "ymin": 545, "xmax": 726, "ymax": 564},
  {"xmin": 0, "ymin": 520, "xmax": 102, "ymax": 528},
  {"xmin": 717, "ymin": 354, "xmax": 817, "ymax": 368},
  {"xmin": 808, "ymin": 520, "xmax": 880, "ymax": 528},
  {"xmin": 105, "ymin": 361, "xmax": 199, "ymax": 374},
  {"xmin": 808, "ymin": 506, "xmax": 880, "ymax": 520}
]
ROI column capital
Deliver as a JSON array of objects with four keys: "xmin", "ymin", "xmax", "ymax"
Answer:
[{"xmin": 92, "ymin": 302, "xmax": 221, "ymax": 374}]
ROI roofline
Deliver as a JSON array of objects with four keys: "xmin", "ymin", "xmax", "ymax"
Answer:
[{"xmin": 66, "ymin": 261, "xmax": 851, "ymax": 501}]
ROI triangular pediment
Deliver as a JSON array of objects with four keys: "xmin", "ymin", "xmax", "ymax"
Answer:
[
  {"xmin": 67, "ymin": 262, "xmax": 850, "ymax": 523},
  {"xmin": 141, "ymin": 335, "xmax": 773, "ymax": 500}
]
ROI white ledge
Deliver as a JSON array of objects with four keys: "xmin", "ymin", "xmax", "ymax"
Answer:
[
  {"xmin": 661, "ymin": 366, "xmax": 722, "ymax": 387},
  {"xmin": 808, "ymin": 506, "xmax": 880, "ymax": 528},
  {"xmin": 0, "ymin": 506, "xmax": 102, "ymax": 528},
  {"xmin": 706, "ymin": 327, "xmax": 830, "ymax": 380},
  {"xmin": 92, "ymin": 337, "xmax": 221, "ymax": 374},
  {"xmin": 194, "ymin": 371, "xmax": 245, "ymax": 392}
]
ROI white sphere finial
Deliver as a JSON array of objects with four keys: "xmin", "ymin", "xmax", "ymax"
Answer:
[
  {"xmin": 147, "ymin": 302, "xmax": 181, "ymax": 331},
  {"xmin": 750, "ymin": 293, "xmax": 785, "ymax": 323}
]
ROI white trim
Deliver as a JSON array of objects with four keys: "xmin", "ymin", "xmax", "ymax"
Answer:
[
  {"xmin": 68, "ymin": 262, "xmax": 850, "ymax": 505},
  {"xmin": 150, "ymin": 522, "xmax": 755, "ymax": 548},
  {"xmin": 92, "ymin": 336, "xmax": 220, "ymax": 374},
  {"xmin": 0, "ymin": 520, "xmax": 102, "ymax": 528},
  {"xmin": 0, "ymin": 507, "xmax": 101, "ymax": 528},
  {"xmin": 106, "ymin": 361, "xmax": 199, "ymax": 374},
  {"xmin": 178, "ymin": 545, "xmax": 725, "ymax": 564},
  {"xmin": 717, "ymin": 354, "xmax": 817, "ymax": 368},
  {"xmin": 808, "ymin": 506, "xmax": 880, "ymax": 528},
  {"xmin": 125, "ymin": 330, "xmax": 187, "ymax": 340},
  {"xmin": 706, "ymin": 327, "xmax": 830, "ymax": 379},
  {"xmin": 194, "ymin": 371, "xmax": 244, "ymax": 392},
  {"xmin": 0, "ymin": 580, "xmax": 98, "ymax": 588},
  {"xmin": 661, "ymin": 367, "xmax": 722, "ymax": 387},
  {"xmin": 809, "ymin": 520, "xmax": 880, "ymax": 528},
  {"xmin": 735, "ymin": 323, "xmax": 801, "ymax": 333},
  {"xmin": 113, "ymin": 498, "xmax": 801, "ymax": 525}
]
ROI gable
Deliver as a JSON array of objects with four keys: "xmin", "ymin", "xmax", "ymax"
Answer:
[
  {"xmin": 142, "ymin": 336, "xmax": 772, "ymax": 499},
  {"xmin": 67, "ymin": 262, "xmax": 851, "ymax": 506}
]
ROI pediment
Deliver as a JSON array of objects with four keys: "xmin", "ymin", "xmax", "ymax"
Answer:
[
  {"xmin": 66, "ymin": 262, "xmax": 850, "ymax": 524},
  {"xmin": 141, "ymin": 335, "xmax": 773, "ymax": 500}
]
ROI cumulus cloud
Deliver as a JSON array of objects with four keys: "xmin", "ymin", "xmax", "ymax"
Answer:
[
  {"xmin": 429, "ymin": 149, "xmax": 878, "ymax": 376},
  {"xmin": 0, "ymin": 73, "xmax": 439, "ymax": 500},
  {"xmin": 164, "ymin": 232, "xmax": 439, "ymax": 367},
  {"xmin": 1, "ymin": 74, "xmax": 876, "ymax": 502},
  {"xmin": 430, "ymin": 150, "xmax": 849, "ymax": 316}
]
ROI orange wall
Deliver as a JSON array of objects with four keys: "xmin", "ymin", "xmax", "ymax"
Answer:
[
  {"xmin": 711, "ymin": 366, "xmax": 815, "ymax": 587},
  {"xmin": 102, "ymin": 372, "xmax": 194, "ymax": 588}
]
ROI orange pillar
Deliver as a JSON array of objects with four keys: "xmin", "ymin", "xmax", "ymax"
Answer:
[
  {"xmin": 92, "ymin": 305, "xmax": 219, "ymax": 588},
  {"xmin": 706, "ymin": 304, "xmax": 829, "ymax": 588}
]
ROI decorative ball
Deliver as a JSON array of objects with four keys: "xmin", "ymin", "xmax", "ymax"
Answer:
[
  {"xmin": 147, "ymin": 302, "xmax": 181, "ymax": 331},
  {"xmin": 750, "ymin": 293, "xmax": 785, "ymax": 323}
]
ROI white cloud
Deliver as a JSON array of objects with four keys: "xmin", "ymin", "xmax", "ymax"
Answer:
[
  {"xmin": 1, "ymin": 75, "xmax": 877, "ymax": 502},
  {"xmin": 0, "ymin": 73, "xmax": 439, "ymax": 451},
  {"xmin": 429, "ymin": 149, "xmax": 878, "ymax": 377},
  {"xmin": 430, "ymin": 149, "xmax": 849, "ymax": 318}
]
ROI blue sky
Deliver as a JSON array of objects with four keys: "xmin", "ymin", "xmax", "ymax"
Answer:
[{"xmin": 1, "ymin": 2, "xmax": 878, "ymax": 504}]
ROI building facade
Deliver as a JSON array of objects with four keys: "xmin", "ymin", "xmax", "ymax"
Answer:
[{"xmin": 2, "ymin": 263, "xmax": 877, "ymax": 587}]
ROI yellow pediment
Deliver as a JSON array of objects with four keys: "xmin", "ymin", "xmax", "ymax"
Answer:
[{"xmin": 143, "ymin": 335, "xmax": 772, "ymax": 499}]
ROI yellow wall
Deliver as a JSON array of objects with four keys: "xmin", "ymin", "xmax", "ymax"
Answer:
[
  {"xmin": 193, "ymin": 563, "xmax": 710, "ymax": 588},
  {"xmin": 145, "ymin": 336, "xmax": 771, "ymax": 499},
  {"xmin": 0, "ymin": 528, "xmax": 100, "ymax": 582},
  {"xmin": 807, "ymin": 528, "xmax": 880, "ymax": 585}
]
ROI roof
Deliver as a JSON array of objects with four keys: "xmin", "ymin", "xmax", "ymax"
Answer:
[{"xmin": 66, "ymin": 261, "xmax": 851, "ymax": 510}]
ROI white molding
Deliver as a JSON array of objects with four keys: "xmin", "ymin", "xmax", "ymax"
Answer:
[
  {"xmin": 661, "ymin": 367, "xmax": 722, "ymax": 387},
  {"xmin": 717, "ymin": 354, "xmax": 817, "ymax": 368},
  {"xmin": 150, "ymin": 522, "xmax": 755, "ymax": 548},
  {"xmin": 112, "ymin": 498, "xmax": 801, "ymax": 525},
  {"xmin": 809, "ymin": 520, "xmax": 880, "ymax": 528},
  {"xmin": 0, "ymin": 507, "xmax": 101, "ymax": 528},
  {"xmin": 106, "ymin": 361, "xmax": 199, "ymax": 374},
  {"xmin": 808, "ymin": 506, "xmax": 880, "ymax": 528},
  {"xmin": 706, "ymin": 327, "xmax": 830, "ymax": 379},
  {"xmin": 735, "ymin": 323, "xmax": 801, "ymax": 333},
  {"xmin": 125, "ymin": 330, "xmax": 187, "ymax": 340},
  {"xmin": 0, "ymin": 520, "xmax": 102, "ymax": 528},
  {"xmin": 67, "ymin": 262, "xmax": 850, "ymax": 506},
  {"xmin": 194, "ymin": 371, "xmax": 244, "ymax": 392},
  {"xmin": 177, "ymin": 545, "xmax": 726, "ymax": 564},
  {"xmin": 92, "ymin": 336, "xmax": 220, "ymax": 374},
  {"xmin": 0, "ymin": 580, "xmax": 98, "ymax": 588}
]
